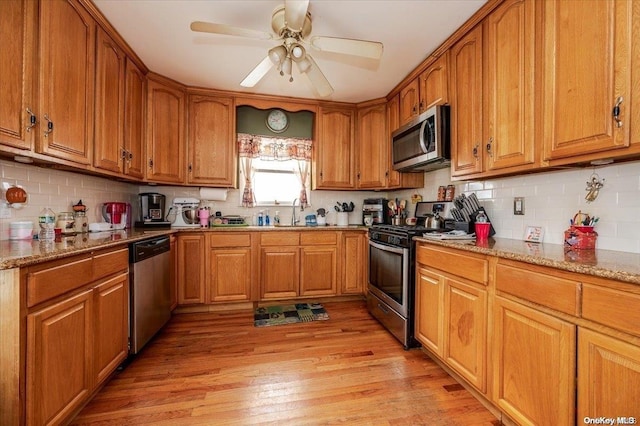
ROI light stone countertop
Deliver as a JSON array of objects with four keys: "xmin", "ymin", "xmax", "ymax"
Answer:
[
  {"xmin": 0, "ymin": 225, "xmax": 366, "ymax": 270},
  {"xmin": 413, "ymin": 236, "xmax": 640, "ymax": 286}
]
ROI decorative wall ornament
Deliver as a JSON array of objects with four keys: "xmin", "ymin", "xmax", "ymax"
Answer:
[{"xmin": 585, "ymin": 171, "xmax": 605, "ymax": 203}]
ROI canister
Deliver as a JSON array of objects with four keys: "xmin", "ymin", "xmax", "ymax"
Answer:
[
  {"xmin": 9, "ymin": 221, "xmax": 33, "ymax": 240},
  {"xmin": 56, "ymin": 212, "xmax": 75, "ymax": 234},
  {"xmin": 74, "ymin": 211, "xmax": 88, "ymax": 233}
]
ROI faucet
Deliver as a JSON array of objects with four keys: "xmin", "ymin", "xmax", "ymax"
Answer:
[{"xmin": 291, "ymin": 198, "xmax": 299, "ymax": 226}]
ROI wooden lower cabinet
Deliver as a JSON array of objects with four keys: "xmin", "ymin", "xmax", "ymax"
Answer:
[
  {"xmin": 415, "ymin": 266, "xmax": 444, "ymax": 357},
  {"xmin": 169, "ymin": 235, "xmax": 177, "ymax": 310},
  {"xmin": 27, "ymin": 289, "xmax": 93, "ymax": 426},
  {"xmin": 341, "ymin": 232, "xmax": 366, "ymax": 295},
  {"xmin": 577, "ymin": 328, "xmax": 640, "ymax": 419},
  {"xmin": 300, "ymin": 245, "xmax": 337, "ymax": 296},
  {"xmin": 493, "ymin": 296, "xmax": 576, "ymax": 426},
  {"xmin": 209, "ymin": 247, "xmax": 252, "ymax": 302},
  {"xmin": 177, "ymin": 233, "xmax": 205, "ymax": 304},
  {"xmin": 260, "ymin": 247, "xmax": 300, "ymax": 300}
]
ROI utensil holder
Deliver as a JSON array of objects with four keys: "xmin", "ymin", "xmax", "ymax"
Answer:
[
  {"xmin": 564, "ymin": 226, "xmax": 597, "ymax": 250},
  {"xmin": 336, "ymin": 212, "xmax": 349, "ymax": 226}
]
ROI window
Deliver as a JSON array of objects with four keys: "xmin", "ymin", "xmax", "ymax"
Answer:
[{"xmin": 246, "ymin": 158, "xmax": 306, "ymax": 206}]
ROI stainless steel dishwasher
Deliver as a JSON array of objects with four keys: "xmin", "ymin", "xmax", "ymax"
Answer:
[{"xmin": 129, "ymin": 235, "xmax": 171, "ymax": 354}]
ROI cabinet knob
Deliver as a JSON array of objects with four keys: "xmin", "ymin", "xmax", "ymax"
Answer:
[
  {"xmin": 26, "ymin": 108, "xmax": 37, "ymax": 132},
  {"xmin": 120, "ymin": 148, "xmax": 127, "ymax": 160},
  {"xmin": 612, "ymin": 96, "xmax": 624, "ymax": 128},
  {"xmin": 472, "ymin": 144, "xmax": 479, "ymax": 159},
  {"xmin": 188, "ymin": 163, "xmax": 193, "ymax": 173},
  {"xmin": 148, "ymin": 159, "xmax": 153, "ymax": 168},
  {"xmin": 43, "ymin": 114, "xmax": 53, "ymax": 137},
  {"xmin": 486, "ymin": 137, "xmax": 494, "ymax": 157}
]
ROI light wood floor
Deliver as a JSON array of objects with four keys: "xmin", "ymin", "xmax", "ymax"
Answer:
[{"xmin": 72, "ymin": 300, "xmax": 499, "ymax": 425}]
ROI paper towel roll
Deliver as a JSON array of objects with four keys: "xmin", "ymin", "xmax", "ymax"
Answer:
[{"xmin": 199, "ymin": 187, "xmax": 228, "ymax": 201}]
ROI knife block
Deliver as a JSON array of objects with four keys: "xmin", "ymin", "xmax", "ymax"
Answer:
[{"xmin": 445, "ymin": 207, "xmax": 495, "ymax": 236}]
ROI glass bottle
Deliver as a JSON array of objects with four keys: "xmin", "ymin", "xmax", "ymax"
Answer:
[
  {"xmin": 38, "ymin": 207, "xmax": 56, "ymax": 241},
  {"xmin": 74, "ymin": 211, "xmax": 88, "ymax": 233}
]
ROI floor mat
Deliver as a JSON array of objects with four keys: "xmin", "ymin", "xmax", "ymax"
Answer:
[{"xmin": 254, "ymin": 303, "xmax": 329, "ymax": 327}]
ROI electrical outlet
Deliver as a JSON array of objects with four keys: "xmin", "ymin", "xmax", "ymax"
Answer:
[
  {"xmin": 0, "ymin": 205, "xmax": 12, "ymax": 219},
  {"xmin": 513, "ymin": 197, "xmax": 525, "ymax": 215}
]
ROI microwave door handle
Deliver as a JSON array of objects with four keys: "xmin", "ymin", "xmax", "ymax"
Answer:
[{"xmin": 418, "ymin": 118, "xmax": 429, "ymax": 153}]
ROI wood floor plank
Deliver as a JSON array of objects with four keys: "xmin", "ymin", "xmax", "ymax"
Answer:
[{"xmin": 71, "ymin": 300, "xmax": 498, "ymax": 425}]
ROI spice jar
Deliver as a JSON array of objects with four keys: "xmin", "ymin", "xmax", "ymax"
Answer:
[{"xmin": 56, "ymin": 212, "xmax": 75, "ymax": 234}]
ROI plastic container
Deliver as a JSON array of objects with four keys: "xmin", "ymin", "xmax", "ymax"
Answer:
[
  {"xmin": 475, "ymin": 222, "xmax": 491, "ymax": 240},
  {"xmin": 9, "ymin": 221, "xmax": 33, "ymax": 240},
  {"xmin": 564, "ymin": 226, "xmax": 597, "ymax": 250},
  {"xmin": 38, "ymin": 207, "xmax": 56, "ymax": 241}
]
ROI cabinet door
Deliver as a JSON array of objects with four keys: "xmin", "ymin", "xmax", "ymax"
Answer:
[
  {"xmin": 260, "ymin": 247, "xmax": 299, "ymax": 299},
  {"xmin": 187, "ymin": 95, "xmax": 236, "ymax": 186},
  {"xmin": 27, "ymin": 289, "xmax": 93, "ymax": 426},
  {"xmin": 0, "ymin": 0, "xmax": 36, "ymax": 150},
  {"xmin": 169, "ymin": 236, "xmax": 177, "ymax": 310},
  {"xmin": 341, "ymin": 232, "xmax": 365, "ymax": 295},
  {"xmin": 123, "ymin": 58, "xmax": 146, "ymax": 179},
  {"xmin": 399, "ymin": 79, "xmax": 419, "ymax": 126},
  {"xmin": 94, "ymin": 27, "xmax": 125, "ymax": 174},
  {"xmin": 415, "ymin": 266, "xmax": 444, "ymax": 357},
  {"xmin": 578, "ymin": 328, "xmax": 640, "ymax": 419},
  {"xmin": 444, "ymin": 277, "xmax": 487, "ymax": 392},
  {"xmin": 419, "ymin": 52, "xmax": 449, "ymax": 113},
  {"xmin": 386, "ymin": 96, "xmax": 424, "ymax": 190},
  {"xmin": 300, "ymin": 246, "xmax": 337, "ymax": 297},
  {"xmin": 314, "ymin": 106, "xmax": 356, "ymax": 189},
  {"xmin": 177, "ymin": 234, "xmax": 205, "ymax": 304},
  {"xmin": 38, "ymin": 0, "xmax": 95, "ymax": 164},
  {"xmin": 485, "ymin": 0, "xmax": 536, "ymax": 171},
  {"xmin": 542, "ymin": 0, "xmax": 631, "ymax": 160},
  {"xmin": 93, "ymin": 273, "xmax": 129, "ymax": 385},
  {"xmin": 356, "ymin": 102, "xmax": 387, "ymax": 189},
  {"xmin": 208, "ymin": 248, "xmax": 252, "ymax": 302},
  {"xmin": 146, "ymin": 77, "xmax": 185, "ymax": 183},
  {"xmin": 450, "ymin": 24, "xmax": 484, "ymax": 177},
  {"xmin": 493, "ymin": 297, "xmax": 575, "ymax": 426}
]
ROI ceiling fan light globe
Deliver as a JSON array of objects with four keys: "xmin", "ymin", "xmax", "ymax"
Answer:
[
  {"xmin": 281, "ymin": 57, "xmax": 293, "ymax": 76},
  {"xmin": 291, "ymin": 44, "xmax": 305, "ymax": 60},
  {"xmin": 297, "ymin": 57, "xmax": 312, "ymax": 74},
  {"xmin": 268, "ymin": 45, "xmax": 287, "ymax": 65}
]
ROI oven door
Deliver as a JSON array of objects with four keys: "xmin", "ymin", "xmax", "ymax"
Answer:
[{"xmin": 368, "ymin": 240, "xmax": 409, "ymax": 318}]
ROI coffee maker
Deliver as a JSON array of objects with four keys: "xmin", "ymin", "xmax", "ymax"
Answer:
[
  {"xmin": 135, "ymin": 192, "xmax": 171, "ymax": 228},
  {"xmin": 363, "ymin": 198, "xmax": 389, "ymax": 225}
]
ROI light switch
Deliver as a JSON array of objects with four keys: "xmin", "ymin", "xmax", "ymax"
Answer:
[{"xmin": 513, "ymin": 197, "xmax": 524, "ymax": 215}]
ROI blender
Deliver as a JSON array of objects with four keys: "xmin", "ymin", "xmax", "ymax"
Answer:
[{"xmin": 166, "ymin": 197, "xmax": 200, "ymax": 228}]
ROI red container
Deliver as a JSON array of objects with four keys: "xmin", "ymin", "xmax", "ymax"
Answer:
[
  {"xmin": 475, "ymin": 222, "xmax": 490, "ymax": 240},
  {"xmin": 564, "ymin": 226, "xmax": 597, "ymax": 250}
]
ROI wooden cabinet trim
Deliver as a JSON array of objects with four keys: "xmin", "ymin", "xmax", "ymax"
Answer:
[{"xmin": 416, "ymin": 244, "xmax": 488, "ymax": 285}]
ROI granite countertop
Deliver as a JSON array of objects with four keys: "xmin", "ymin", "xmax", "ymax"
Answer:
[
  {"xmin": 413, "ymin": 236, "xmax": 640, "ymax": 286},
  {"xmin": 0, "ymin": 225, "xmax": 366, "ymax": 270}
]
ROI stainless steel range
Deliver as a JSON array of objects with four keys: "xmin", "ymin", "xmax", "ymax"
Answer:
[{"xmin": 367, "ymin": 201, "xmax": 453, "ymax": 349}]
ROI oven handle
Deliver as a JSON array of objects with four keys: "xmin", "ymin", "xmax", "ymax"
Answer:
[{"xmin": 369, "ymin": 240, "xmax": 408, "ymax": 255}]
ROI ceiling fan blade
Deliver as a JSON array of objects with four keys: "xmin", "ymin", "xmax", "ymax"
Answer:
[
  {"xmin": 284, "ymin": 0, "xmax": 309, "ymax": 32},
  {"xmin": 190, "ymin": 21, "xmax": 273, "ymax": 40},
  {"xmin": 240, "ymin": 56, "xmax": 274, "ymax": 88},
  {"xmin": 309, "ymin": 36, "xmax": 383, "ymax": 60},
  {"xmin": 304, "ymin": 55, "xmax": 333, "ymax": 97}
]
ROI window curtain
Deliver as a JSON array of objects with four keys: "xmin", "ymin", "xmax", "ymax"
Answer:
[
  {"xmin": 237, "ymin": 134, "xmax": 260, "ymax": 207},
  {"xmin": 237, "ymin": 133, "xmax": 312, "ymax": 208}
]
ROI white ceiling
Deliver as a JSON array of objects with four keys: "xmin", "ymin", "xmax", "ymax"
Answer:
[{"xmin": 93, "ymin": 0, "xmax": 487, "ymax": 103}]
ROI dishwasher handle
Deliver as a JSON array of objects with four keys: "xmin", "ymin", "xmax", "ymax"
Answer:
[{"xmin": 130, "ymin": 236, "xmax": 170, "ymax": 263}]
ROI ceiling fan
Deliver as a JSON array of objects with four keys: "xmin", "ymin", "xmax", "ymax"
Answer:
[{"xmin": 190, "ymin": 0, "xmax": 383, "ymax": 97}]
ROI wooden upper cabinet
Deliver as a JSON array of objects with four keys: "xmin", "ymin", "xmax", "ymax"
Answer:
[
  {"xmin": 314, "ymin": 106, "xmax": 356, "ymax": 189},
  {"xmin": 123, "ymin": 58, "xmax": 146, "ymax": 179},
  {"xmin": 632, "ymin": 1, "xmax": 640, "ymax": 150},
  {"xmin": 187, "ymin": 94, "xmax": 236, "ymax": 187},
  {"xmin": 450, "ymin": 24, "xmax": 484, "ymax": 177},
  {"xmin": 419, "ymin": 52, "xmax": 449, "ymax": 113},
  {"xmin": 37, "ymin": 0, "xmax": 95, "ymax": 164},
  {"xmin": 356, "ymin": 101, "xmax": 387, "ymax": 189},
  {"xmin": 146, "ymin": 76, "xmax": 185, "ymax": 183},
  {"xmin": 0, "ymin": 0, "xmax": 36, "ymax": 151},
  {"xmin": 542, "ymin": 0, "xmax": 631, "ymax": 162},
  {"xmin": 93, "ymin": 27, "xmax": 125, "ymax": 174},
  {"xmin": 386, "ymin": 95, "xmax": 424, "ymax": 190},
  {"xmin": 484, "ymin": 0, "xmax": 537, "ymax": 172},
  {"xmin": 399, "ymin": 79, "xmax": 420, "ymax": 126}
]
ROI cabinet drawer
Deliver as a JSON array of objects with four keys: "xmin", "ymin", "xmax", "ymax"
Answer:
[
  {"xmin": 92, "ymin": 248, "xmax": 128, "ymax": 281},
  {"xmin": 210, "ymin": 233, "xmax": 251, "ymax": 247},
  {"xmin": 582, "ymin": 283, "xmax": 640, "ymax": 337},
  {"xmin": 27, "ymin": 256, "xmax": 93, "ymax": 307},
  {"xmin": 300, "ymin": 232, "xmax": 337, "ymax": 245},
  {"xmin": 496, "ymin": 261, "xmax": 580, "ymax": 316},
  {"xmin": 260, "ymin": 232, "xmax": 299, "ymax": 246},
  {"xmin": 416, "ymin": 244, "xmax": 488, "ymax": 285}
]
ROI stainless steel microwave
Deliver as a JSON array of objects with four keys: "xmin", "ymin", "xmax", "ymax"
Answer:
[{"xmin": 391, "ymin": 105, "xmax": 450, "ymax": 172}]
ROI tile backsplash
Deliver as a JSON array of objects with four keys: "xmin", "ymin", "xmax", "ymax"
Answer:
[{"xmin": 2, "ymin": 158, "xmax": 639, "ymax": 253}]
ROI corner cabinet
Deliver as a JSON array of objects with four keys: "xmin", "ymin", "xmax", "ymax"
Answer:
[
  {"xmin": 313, "ymin": 105, "xmax": 356, "ymax": 189},
  {"xmin": 37, "ymin": 0, "xmax": 95, "ymax": 165},
  {"xmin": 187, "ymin": 93, "xmax": 237, "ymax": 187},
  {"xmin": 146, "ymin": 75, "xmax": 186, "ymax": 183}
]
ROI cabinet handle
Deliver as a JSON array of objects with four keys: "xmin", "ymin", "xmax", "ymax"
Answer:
[
  {"xmin": 612, "ymin": 96, "xmax": 624, "ymax": 128},
  {"xmin": 128, "ymin": 152, "xmax": 133, "ymax": 161},
  {"xmin": 419, "ymin": 100, "xmax": 424, "ymax": 112},
  {"xmin": 357, "ymin": 172, "xmax": 361, "ymax": 180},
  {"xmin": 43, "ymin": 114, "xmax": 53, "ymax": 137},
  {"xmin": 320, "ymin": 171, "xmax": 323, "ymax": 178},
  {"xmin": 472, "ymin": 143, "xmax": 479, "ymax": 159},
  {"xmin": 26, "ymin": 108, "xmax": 37, "ymax": 132},
  {"xmin": 486, "ymin": 137, "xmax": 494, "ymax": 157},
  {"xmin": 188, "ymin": 163, "xmax": 192, "ymax": 173},
  {"xmin": 148, "ymin": 159, "xmax": 153, "ymax": 168},
  {"xmin": 412, "ymin": 105, "xmax": 417, "ymax": 114},
  {"xmin": 120, "ymin": 148, "xmax": 127, "ymax": 160}
]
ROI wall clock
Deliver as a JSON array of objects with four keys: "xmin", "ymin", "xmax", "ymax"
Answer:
[{"xmin": 266, "ymin": 109, "xmax": 289, "ymax": 133}]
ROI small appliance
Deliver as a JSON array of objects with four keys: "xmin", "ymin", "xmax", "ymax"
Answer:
[
  {"xmin": 136, "ymin": 192, "xmax": 171, "ymax": 228},
  {"xmin": 101, "ymin": 202, "xmax": 131, "ymax": 229},
  {"xmin": 392, "ymin": 105, "xmax": 450, "ymax": 172},
  {"xmin": 167, "ymin": 197, "xmax": 200, "ymax": 228},
  {"xmin": 362, "ymin": 198, "xmax": 389, "ymax": 225}
]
